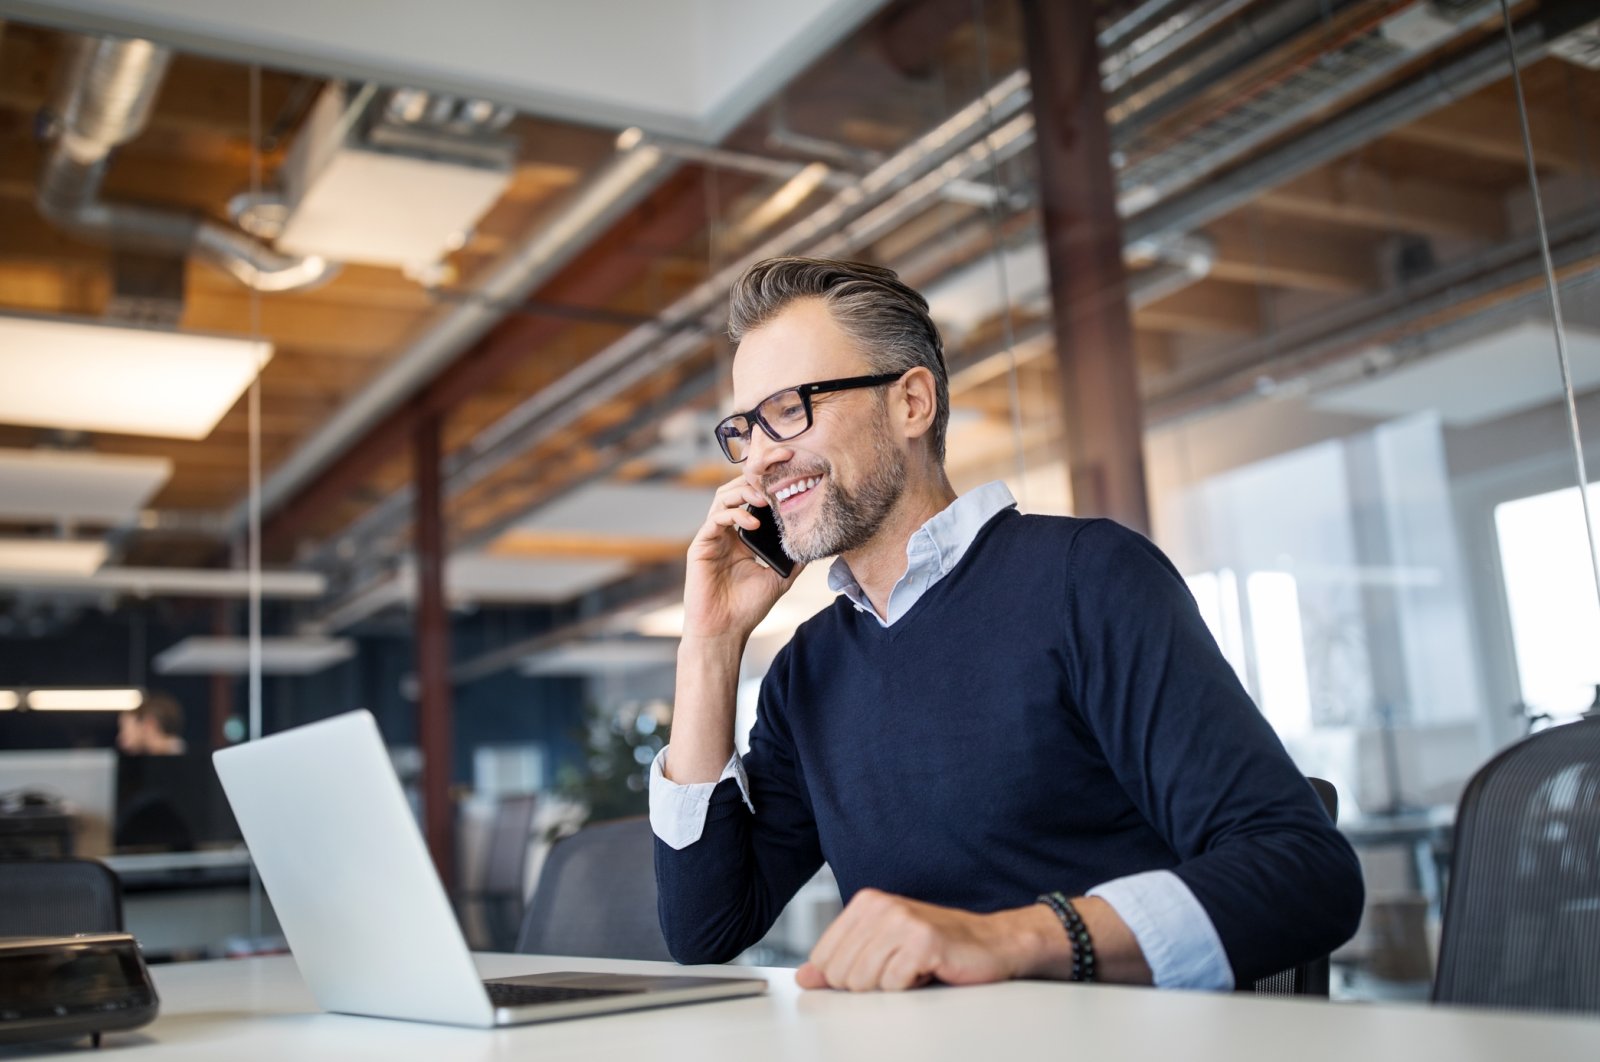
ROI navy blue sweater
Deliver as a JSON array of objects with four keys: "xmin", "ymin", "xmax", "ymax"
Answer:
[{"xmin": 655, "ymin": 511, "xmax": 1364, "ymax": 984}]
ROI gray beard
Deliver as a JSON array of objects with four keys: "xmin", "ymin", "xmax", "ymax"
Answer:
[{"xmin": 775, "ymin": 426, "xmax": 906, "ymax": 564}]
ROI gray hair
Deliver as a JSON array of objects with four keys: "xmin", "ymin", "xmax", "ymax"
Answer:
[{"xmin": 727, "ymin": 257, "xmax": 950, "ymax": 463}]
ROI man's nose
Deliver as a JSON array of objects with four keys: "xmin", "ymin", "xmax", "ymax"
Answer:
[{"xmin": 744, "ymin": 430, "xmax": 793, "ymax": 487}]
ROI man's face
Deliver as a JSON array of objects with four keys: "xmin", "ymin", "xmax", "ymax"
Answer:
[
  {"xmin": 732, "ymin": 299, "xmax": 906, "ymax": 564},
  {"xmin": 117, "ymin": 712, "xmax": 150, "ymax": 754}
]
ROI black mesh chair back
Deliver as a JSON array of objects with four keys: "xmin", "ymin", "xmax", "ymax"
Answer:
[
  {"xmin": 479, "ymin": 793, "xmax": 538, "ymax": 951},
  {"xmin": 515, "ymin": 815, "xmax": 672, "ymax": 961},
  {"xmin": 1433, "ymin": 717, "xmax": 1600, "ymax": 1014},
  {"xmin": 1253, "ymin": 776, "xmax": 1338, "ymax": 997},
  {"xmin": 0, "ymin": 858, "xmax": 123, "ymax": 937}
]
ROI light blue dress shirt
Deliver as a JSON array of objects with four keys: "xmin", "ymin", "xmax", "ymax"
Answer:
[{"xmin": 649, "ymin": 481, "xmax": 1235, "ymax": 990}]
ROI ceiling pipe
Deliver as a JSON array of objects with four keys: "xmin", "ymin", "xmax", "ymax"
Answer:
[
  {"xmin": 1123, "ymin": 0, "xmax": 1599, "ymax": 247},
  {"xmin": 37, "ymin": 34, "xmax": 334, "ymax": 293}
]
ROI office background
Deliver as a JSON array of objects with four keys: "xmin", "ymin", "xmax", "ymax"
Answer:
[{"xmin": 0, "ymin": 0, "xmax": 1596, "ymax": 1002}]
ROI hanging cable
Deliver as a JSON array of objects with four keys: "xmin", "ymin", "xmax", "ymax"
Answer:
[
  {"xmin": 974, "ymin": 0, "xmax": 1030, "ymax": 509},
  {"xmin": 247, "ymin": 62, "xmax": 266, "ymax": 944},
  {"xmin": 1496, "ymin": 0, "xmax": 1600, "ymax": 632}
]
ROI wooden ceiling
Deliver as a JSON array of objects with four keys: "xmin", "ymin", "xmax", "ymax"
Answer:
[{"xmin": 0, "ymin": 2, "xmax": 1596, "ymax": 577}]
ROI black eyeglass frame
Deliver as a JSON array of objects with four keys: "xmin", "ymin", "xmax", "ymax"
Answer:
[{"xmin": 713, "ymin": 372, "xmax": 905, "ymax": 463}]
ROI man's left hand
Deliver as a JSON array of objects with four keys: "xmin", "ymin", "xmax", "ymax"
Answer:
[{"xmin": 795, "ymin": 888, "xmax": 1054, "ymax": 992}]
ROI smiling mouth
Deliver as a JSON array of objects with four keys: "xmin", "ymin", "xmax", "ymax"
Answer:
[{"xmin": 772, "ymin": 474, "xmax": 823, "ymax": 510}]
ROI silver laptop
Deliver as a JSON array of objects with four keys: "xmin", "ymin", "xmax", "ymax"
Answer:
[{"xmin": 213, "ymin": 710, "xmax": 765, "ymax": 1027}]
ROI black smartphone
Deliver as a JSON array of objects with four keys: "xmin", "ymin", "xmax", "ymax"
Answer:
[{"xmin": 736, "ymin": 503, "xmax": 796, "ymax": 579}]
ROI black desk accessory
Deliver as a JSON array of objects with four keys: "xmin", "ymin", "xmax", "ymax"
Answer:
[{"xmin": 0, "ymin": 933, "xmax": 159, "ymax": 1047}]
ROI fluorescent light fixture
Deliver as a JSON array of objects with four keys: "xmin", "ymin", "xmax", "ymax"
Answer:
[
  {"xmin": 519, "ymin": 639, "xmax": 678, "ymax": 677},
  {"xmin": 0, "ymin": 313, "xmax": 272, "ymax": 440},
  {"xmin": 0, "ymin": 449, "xmax": 172, "ymax": 524},
  {"xmin": 0, "ymin": 539, "xmax": 109, "ymax": 577},
  {"xmin": 26, "ymin": 688, "xmax": 145, "ymax": 712},
  {"xmin": 0, "ymin": 691, "xmax": 19, "ymax": 710},
  {"xmin": 154, "ymin": 635, "xmax": 355, "ymax": 676},
  {"xmin": 0, "ymin": 566, "xmax": 326, "ymax": 599}
]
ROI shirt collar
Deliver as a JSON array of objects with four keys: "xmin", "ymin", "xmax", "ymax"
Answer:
[{"xmin": 826, "ymin": 480, "xmax": 1018, "ymax": 604}]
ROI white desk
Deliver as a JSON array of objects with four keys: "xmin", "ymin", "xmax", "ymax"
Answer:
[{"xmin": 32, "ymin": 953, "xmax": 1600, "ymax": 1060}]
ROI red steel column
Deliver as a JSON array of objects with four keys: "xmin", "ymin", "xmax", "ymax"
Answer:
[
  {"xmin": 413, "ymin": 413, "xmax": 455, "ymax": 891},
  {"xmin": 1021, "ymin": 0, "xmax": 1151, "ymax": 534}
]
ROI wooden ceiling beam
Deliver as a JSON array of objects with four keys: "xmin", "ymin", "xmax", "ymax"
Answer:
[
  {"xmin": 181, "ymin": 293, "xmax": 431, "ymax": 357},
  {"xmin": 1258, "ymin": 164, "xmax": 1506, "ymax": 242},
  {"xmin": 1203, "ymin": 218, "xmax": 1380, "ymax": 294},
  {"xmin": 1388, "ymin": 94, "xmax": 1588, "ymax": 174},
  {"xmin": 487, "ymin": 530, "xmax": 687, "ymax": 564},
  {"xmin": 1134, "ymin": 279, "xmax": 1262, "ymax": 335}
]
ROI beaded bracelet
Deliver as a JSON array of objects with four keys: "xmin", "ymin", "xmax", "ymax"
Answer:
[{"xmin": 1037, "ymin": 891, "xmax": 1097, "ymax": 983}]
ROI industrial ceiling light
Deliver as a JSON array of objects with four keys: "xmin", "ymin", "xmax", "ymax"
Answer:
[
  {"xmin": 0, "ymin": 539, "xmax": 109, "ymax": 577},
  {"xmin": 0, "ymin": 691, "xmax": 19, "ymax": 711},
  {"xmin": 153, "ymin": 636, "xmax": 355, "ymax": 675},
  {"xmin": 0, "ymin": 314, "xmax": 271, "ymax": 440},
  {"xmin": 25, "ymin": 689, "xmax": 145, "ymax": 711},
  {"xmin": 0, "ymin": 449, "xmax": 172, "ymax": 524}
]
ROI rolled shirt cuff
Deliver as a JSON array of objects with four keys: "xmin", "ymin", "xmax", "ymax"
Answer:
[
  {"xmin": 1088, "ymin": 869, "xmax": 1234, "ymax": 990},
  {"xmin": 647, "ymin": 745, "xmax": 754, "ymax": 850}
]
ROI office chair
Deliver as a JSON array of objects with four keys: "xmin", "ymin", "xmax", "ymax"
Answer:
[
  {"xmin": 515, "ymin": 815, "xmax": 673, "ymax": 961},
  {"xmin": 1433, "ymin": 716, "xmax": 1600, "ymax": 1015},
  {"xmin": 1252, "ymin": 776, "xmax": 1338, "ymax": 997},
  {"xmin": 477, "ymin": 793, "xmax": 538, "ymax": 951},
  {"xmin": 0, "ymin": 858, "xmax": 123, "ymax": 937}
]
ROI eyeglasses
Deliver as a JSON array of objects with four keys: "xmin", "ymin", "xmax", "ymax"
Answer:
[{"xmin": 713, "ymin": 373, "xmax": 904, "ymax": 463}]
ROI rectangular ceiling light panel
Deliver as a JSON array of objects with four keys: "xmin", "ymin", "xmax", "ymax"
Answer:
[
  {"xmin": 26, "ymin": 688, "xmax": 144, "ymax": 711},
  {"xmin": 0, "ymin": 448, "xmax": 172, "ymax": 523},
  {"xmin": 1311, "ymin": 322, "xmax": 1600, "ymax": 426},
  {"xmin": 0, "ymin": 539, "xmax": 108, "ymax": 576},
  {"xmin": 0, "ymin": 315, "xmax": 271, "ymax": 440},
  {"xmin": 154, "ymin": 636, "xmax": 356, "ymax": 675}
]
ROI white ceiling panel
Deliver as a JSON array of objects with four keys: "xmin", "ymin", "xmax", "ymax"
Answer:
[
  {"xmin": 444, "ymin": 554, "xmax": 632, "ymax": 603},
  {"xmin": 14, "ymin": 0, "xmax": 888, "ymax": 141},
  {"xmin": 154, "ymin": 635, "xmax": 355, "ymax": 675},
  {"xmin": 0, "ymin": 448, "xmax": 172, "ymax": 524},
  {"xmin": 519, "ymin": 639, "xmax": 679, "ymax": 677},
  {"xmin": 0, "ymin": 315, "xmax": 270, "ymax": 440},
  {"xmin": 513, "ymin": 482, "xmax": 711, "ymax": 541},
  {"xmin": 1311, "ymin": 321, "xmax": 1600, "ymax": 426}
]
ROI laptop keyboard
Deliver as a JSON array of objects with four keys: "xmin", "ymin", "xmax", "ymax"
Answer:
[{"xmin": 484, "ymin": 982, "xmax": 642, "ymax": 1008}]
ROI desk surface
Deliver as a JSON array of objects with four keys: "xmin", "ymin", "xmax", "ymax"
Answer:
[{"xmin": 15, "ymin": 953, "xmax": 1596, "ymax": 1061}]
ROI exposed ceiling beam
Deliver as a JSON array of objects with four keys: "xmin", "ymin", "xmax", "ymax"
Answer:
[
  {"xmin": 1258, "ymin": 163, "xmax": 1508, "ymax": 243},
  {"xmin": 1134, "ymin": 280, "xmax": 1262, "ymax": 334},
  {"xmin": 1388, "ymin": 94, "xmax": 1589, "ymax": 174},
  {"xmin": 487, "ymin": 530, "xmax": 687, "ymax": 564},
  {"xmin": 1204, "ymin": 218, "xmax": 1380, "ymax": 294}
]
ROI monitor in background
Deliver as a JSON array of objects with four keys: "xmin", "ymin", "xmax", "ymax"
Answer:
[{"xmin": 114, "ymin": 754, "xmax": 241, "ymax": 852}]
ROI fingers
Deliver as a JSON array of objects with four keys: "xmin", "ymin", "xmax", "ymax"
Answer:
[
  {"xmin": 711, "ymin": 475, "xmax": 769, "ymax": 514},
  {"xmin": 804, "ymin": 889, "xmax": 937, "ymax": 993},
  {"xmin": 795, "ymin": 961, "xmax": 828, "ymax": 990}
]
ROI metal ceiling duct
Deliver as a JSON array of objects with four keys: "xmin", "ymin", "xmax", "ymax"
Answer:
[{"xmin": 37, "ymin": 34, "xmax": 335, "ymax": 293}]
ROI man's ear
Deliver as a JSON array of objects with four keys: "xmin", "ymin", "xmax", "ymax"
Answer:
[{"xmin": 897, "ymin": 367, "xmax": 939, "ymax": 442}]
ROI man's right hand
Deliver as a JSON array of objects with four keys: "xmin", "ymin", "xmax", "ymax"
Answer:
[
  {"xmin": 680, "ymin": 474, "xmax": 804, "ymax": 644},
  {"xmin": 664, "ymin": 476, "xmax": 803, "ymax": 785}
]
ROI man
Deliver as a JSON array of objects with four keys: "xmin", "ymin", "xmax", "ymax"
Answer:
[
  {"xmin": 116, "ymin": 693, "xmax": 187, "ymax": 756},
  {"xmin": 650, "ymin": 257, "xmax": 1363, "ymax": 992}
]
